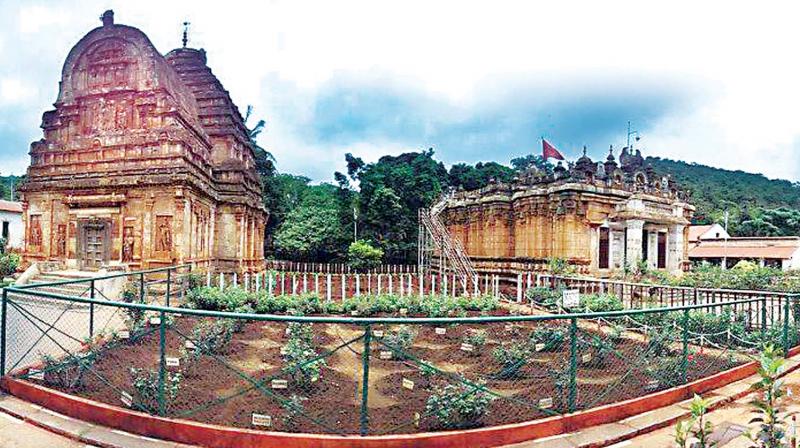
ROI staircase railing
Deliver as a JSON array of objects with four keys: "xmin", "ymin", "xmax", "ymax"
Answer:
[{"xmin": 419, "ymin": 193, "xmax": 479, "ymax": 291}]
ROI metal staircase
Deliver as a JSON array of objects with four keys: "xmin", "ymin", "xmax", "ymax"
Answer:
[{"xmin": 418, "ymin": 193, "xmax": 479, "ymax": 291}]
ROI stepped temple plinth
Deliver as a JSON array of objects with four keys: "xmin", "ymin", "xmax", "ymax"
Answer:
[
  {"xmin": 18, "ymin": 10, "xmax": 267, "ymax": 272},
  {"xmin": 440, "ymin": 147, "xmax": 695, "ymax": 276}
]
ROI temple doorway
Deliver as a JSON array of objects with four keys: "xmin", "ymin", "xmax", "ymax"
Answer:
[{"xmin": 78, "ymin": 220, "xmax": 109, "ymax": 270}]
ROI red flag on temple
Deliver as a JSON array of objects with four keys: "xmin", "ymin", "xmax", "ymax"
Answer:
[{"xmin": 542, "ymin": 138, "xmax": 565, "ymax": 161}]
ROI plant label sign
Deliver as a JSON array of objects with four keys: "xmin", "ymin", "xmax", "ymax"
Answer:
[
  {"xmin": 414, "ymin": 412, "xmax": 421, "ymax": 427},
  {"xmin": 149, "ymin": 316, "xmax": 161, "ymax": 326},
  {"xmin": 538, "ymin": 397, "xmax": 553, "ymax": 409},
  {"xmin": 534, "ymin": 343, "xmax": 546, "ymax": 352},
  {"xmin": 399, "ymin": 308, "xmax": 408, "ymax": 316},
  {"xmin": 251, "ymin": 413, "xmax": 272, "ymax": 427},
  {"xmin": 372, "ymin": 330, "xmax": 384, "ymax": 338},
  {"xmin": 271, "ymin": 379, "xmax": 288, "ymax": 390},
  {"xmin": 581, "ymin": 353, "xmax": 592, "ymax": 364},
  {"xmin": 402, "ymin": 378, "xmax": 415, "ymax": 390},
  {"xmin": 562, "ymin": 289, "xmax": 580, "ymax": 308},
  {"xmin": 120, "ymin": 391, "xmax": 133, "ymax": 408},
  {"xmin": 460, "ymin": 343, "xmax": 474, "ymax": 352},
  {"xmin": 379, "ymin": 351, "xmax": 393, "ymax": 360},
  {"xmin": 351, "ymin": 310, "xmax": 359, "ymax": 316},
  {"xmin": 185, "ymin": 340, "xmax": 196, "ymax": 350},
  {"xmin": 435, "ymin": 327, "xmax": 446, "ymax": 335},
  {"xmin": 28, "ymin": 369, "xmax": 44, "ymax": 381},
  {"xmin": 118, "ymin": 330, "xmax": 130, "ymax": 340},
  {"xmin": 166, "ymin": 357, "xmax": 180, "ymax": 368},
  {"xmin": 646, "ymin": 380, "xmax": 660, "ymax": 391},
  {"xmin": 504, "ymin": 324, "xmax": 514, "ymax": 332}
]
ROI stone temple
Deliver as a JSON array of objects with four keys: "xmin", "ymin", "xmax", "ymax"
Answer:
[
  {"xmin": 440, "ymin": 146, "xmax": 694, "ymax": 276},
  {"xmin": 18, "ymin": 11, "xmax": 267, "ymax": 272}
]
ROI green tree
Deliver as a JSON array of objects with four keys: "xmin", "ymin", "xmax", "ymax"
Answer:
[
  {"xmin": 347, "ymin": 149, "xmax": 448, "ymax": 263},
  {"xmin": 347, "ymin": 240, "xmax": 384, "ymax": 271}
]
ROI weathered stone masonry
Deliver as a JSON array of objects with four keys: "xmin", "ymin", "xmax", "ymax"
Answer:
[
  {"xmin": 18, "ymin": 11, "xmax": 267, "ymax": 272},
  {"xmin": 441, "ymin": 147, "xmax": 695, "ymax": 276}
]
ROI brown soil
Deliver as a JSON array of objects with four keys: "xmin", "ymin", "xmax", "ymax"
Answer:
[{"xmin": 32, "ymin": 312, "xmax": 746, "ymax": 435}]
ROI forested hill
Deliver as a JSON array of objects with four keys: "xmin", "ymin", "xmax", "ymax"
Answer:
[{"xmin": 645, "ymin": 156, "xmax": 800, "ymax": 227}]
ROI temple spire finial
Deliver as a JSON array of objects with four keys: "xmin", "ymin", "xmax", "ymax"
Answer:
[
  {"xmin": 182, "ymin": 21, "xmax": 190, "ymax": 48},
  {"xmin": 583, "ymin": 145, "xmax": 587, "ymax": 157},
  {"xmin": 100, "ymin": 10, "xmax": 114, "ymax": 27}
]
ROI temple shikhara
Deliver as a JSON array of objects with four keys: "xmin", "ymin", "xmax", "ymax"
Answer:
[
  {"xmin": 18, "ymin": 11, "xmax": 267, "ymax": 272},
  {"xmin": 434, "ymin": 146, "xmax": 694, "ymax": 276}
]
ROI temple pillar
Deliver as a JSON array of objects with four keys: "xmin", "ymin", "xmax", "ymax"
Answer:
[
  {"xmin": 668, "ymin": 224, "xmax": 685, "ymax": 273},
  {"xmin": 624, "ymin": 219, "xmax": 644, "ymax": 268},
  {"xmin": 143, "ymin": 199, "xmax": 154, "ymax": 266}
]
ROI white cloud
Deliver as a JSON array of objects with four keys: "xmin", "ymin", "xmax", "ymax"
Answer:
[
  {"xmin": 1, "ymin": 0, "xmax": 800, "ymax": 180},
  {"xmin": 0, "ymin": 78, "xmax": 35, "ymax": 105}
]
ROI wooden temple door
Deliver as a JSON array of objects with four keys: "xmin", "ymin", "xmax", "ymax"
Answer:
[{"xmin": 79, "ymin": 220, "xmax": 109, "ymax": 270}]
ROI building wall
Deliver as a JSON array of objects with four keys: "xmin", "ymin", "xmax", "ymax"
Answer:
[{"xmin": 0, "ymin": 211, "xmax": 23, "ymax": 249}]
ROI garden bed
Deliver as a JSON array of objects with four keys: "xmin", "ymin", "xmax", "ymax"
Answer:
[{"xmin": 20, "ymin": 307, "xmax": 748, "ymax": 435}]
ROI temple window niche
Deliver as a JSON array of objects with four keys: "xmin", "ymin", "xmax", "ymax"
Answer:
[{"xmin": 598, "ymin": 226, "xmax": 610, "ymax": 270}]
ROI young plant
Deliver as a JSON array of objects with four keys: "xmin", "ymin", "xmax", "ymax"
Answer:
[
  {"xmin": 425, "ymin": 380, "xmax": 493, "ymax": 429},
  {"xmin": 581, "ymin": 334, "xmax": 618, "ymax": 368},
  {"xmin": 530, "ymin": 328, "xmax": 565, "ymax": 352},
  {"xmin": 677, "ymin": 394, "xmax": 716, "ymax": 448},
  {"xmin": 463, "ymin": 330, "xmax": 487, "ymax": 355},
  {"xmin": 383, "ymin": 325, "xmax": 416, "ymax": 359},
  {"xmin": 130, "ymin": 367, "xmax": 182, "ymax": 414},
  {"xmin": 492, "ymin": 342, "xmax": 531, "ymax": 379},
  {"xmin": 182, "ymin": 319, "xmax": 235, "ymax": 370},
  {"xmin": 40, "ymin": 350, "xmax": 96, "ymax": 390},
  {"xmin": 745, "ymin": 345, "xmax": 791, "ymax": 448}
]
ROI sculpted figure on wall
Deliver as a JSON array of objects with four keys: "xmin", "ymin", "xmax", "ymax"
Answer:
[
  {"xmin": 122, "ymin": 226, "xmax": 135, "ymax": 262},
  {"xmin": 29, "ymin": 215, "xmax": 42, "ymax": 247},
  {"xmin": 56, "ymin": 224, "xmax": 67, "ymax": 257},
  {"xmin": 155, "ymin": 216, "xmax": 172, "ymax": 253}
]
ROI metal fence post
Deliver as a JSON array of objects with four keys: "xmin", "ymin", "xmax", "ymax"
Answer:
[
  {"xmin": 158, "ymin": 310, "xmax": 166, "ymax": 416},
  {"xmin": 165, "ymin": 269, "xmax": 171, "ymax": 307},
  {"xmin": 568, "ymin": 317, "xmax": 577, "ymax": 413},
  {"xmin": 785, "ymin": 296, "xmax": 792, "ymax": 357},
  {"xmin": 761, "ymin": 298, "xmax": 767, "ymax": 339},
  {"xmin": 681, "ymin": 308, "xmax": 689, "ymax": 384},
  {"xmin": 139, "ymin": 272, "xmax": 145, "ymax": 303},
  {"xmin": 1, "ymin": 288, "xmax": 7, "ymax": 376},
  {"xmin": 360, "ymin": 324, "xmax": 371, "ymax": 436},
  {"xmin": 89, "ymin": 279, "xmax": 95, "ymax": 338}
]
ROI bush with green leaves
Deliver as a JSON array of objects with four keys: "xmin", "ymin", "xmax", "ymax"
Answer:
[
  {"xmin": 463, "ymin": 330, "xmax": 487, "ymax": 354},
  {"xmin": 674, "ymin": 394, "xmax": 715, "ymax": 448},
  {"xmin": 0, "ymin": 252, "xmax": 19, "ymax": 277},
  {"xmin": 183, "ymin": 319, "xmax": 235, "ymax": 366},
  {"xmin": 580, "ymin": 334, "xmax": 618, "ymax": 368},
  {"xmin": 526, "ymin": 287, "xmax": 561, "ymax": 309},
  {"xmin": 186, "ymin": 286, "xmax": 251, "ymax": 312},
  {"xmin": 492, "ymin": 342, "xmax": 531, "ymax": 379},
  {"xmin": 281, "ymin": 323, "xmax": 325, "ymax": 386},
  {"xmin": 529, "ymin": 328, "xmax": 565, "ymax": 352},
  {"xmin": 746, "ymin": 345, "xmax": 791, "ymax": 447},
  {"xmin": 580, "ymin": 293, "xmax": 623, "ymax": 312},
  {"xmin": 130, "ymin": 368, "xmax": 182, "ymax": 414},
  {"xmin": 383, "ymin": 325, "xmax": 416, "ymax": 359},
  {"xmin": 40, "ymin": 350, "xmax": 96, "ymax": 390},
  {"xmin": 347, "ymin": 240, "xmax": 384, "ymax": 272},
  {"xmin": 425, "ymin": 380, "xmax": 494, "ymax": 429}
]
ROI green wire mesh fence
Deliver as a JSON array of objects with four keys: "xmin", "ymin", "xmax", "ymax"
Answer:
[{"xmin": 1, "ymin": 267, "xmax": 799, "ymax": 435}]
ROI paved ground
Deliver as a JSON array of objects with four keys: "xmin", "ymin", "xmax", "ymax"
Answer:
[
  {"xmin": 619, "ymin": 364, "xmax": 800, "ymax": 447},
  {"xmin": 0, "ymin": 408, "xmax": 86, "ymax": 448}
]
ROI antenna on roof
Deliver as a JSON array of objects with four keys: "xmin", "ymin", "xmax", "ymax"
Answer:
[
  {"xmin": 626, "ymin": 121, "xmax": 641, "ymax": 149},
  {"xmin": 182, "ymin": 21, "xmax": 190, "ymax": 48}
]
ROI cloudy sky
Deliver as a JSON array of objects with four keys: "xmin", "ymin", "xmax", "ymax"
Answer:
[{"xmin": 1, "ymin": 0, "xmax": 799, "ymax": 182}]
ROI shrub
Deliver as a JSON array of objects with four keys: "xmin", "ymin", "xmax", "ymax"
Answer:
[
  {"xmin": 130, "ymin": 368, "xmax": 182, "ymax": 414},
  {"xmin": 383, "ymin": 325, "xmax": 416, "ymax": 359},
  {"xmin": 186, "ymin": 287, "xmax": 250, "ymax": 312},
  {"xmin": 183, "ymin": 319, "xmax": 235, "ymax": 364},
  {"xmin": 645, "ymin": 356, "xmax": 684, "ymax": 389},
  {"xmin": 0, "ymin": 252, "xmax": 19, "ymax": 277},
  {"xmin": 463, "ymin": 330, "xmax": 487, "ymax": 353},
  {"xmin": 529, "ymin": 328, "xmax": 565, "ymax": 352},
  {"xmin": 526, "ymin": 287, "xmax": 560, "ymax": 309},
  {"xmin": 580, "ymin": 293, "xmax": 623, "ymax": 312},
  {"xmin": 493, "ymin": 342, "xmax": 531, "ymax": 379},
  {"xmin": 580, "ymin": 335, "xmax": 617, "ymax": 368},
  {"xmin": 282, "ymin": 336, "xmax": 326, "ymax": 386},
  {"xmin": 425, "ymin": 380, "xmax": 493, "ymax": 429},
  {"xmin": 120, "ymin": 281, "xmax": 146, "ymax": 333},
  {"xmin": 41, "ymin": 351, "xmax": 96, "ymax": 389},
  {"xmin": 347, "ymin": 240, "xmax": 383, "ymax": 272},
  {"xmin": 746, "ymin": 345, "xmax": 790, "ymax": 447}
]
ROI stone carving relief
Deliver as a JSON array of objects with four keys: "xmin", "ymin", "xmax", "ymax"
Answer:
[
  {"xmin": 29, "ymin": 215, "xmax": 42, "ymax": 248},
  {"xmin": 56, "ymin": 224, "xmax": 67, "ymax": 257},
  {"xmin": 154, "ymin": 215, "xmax": 172, "ymax": 253},
  {"xmin": 122, "ymin": 226, "xmax": 135, "ymax": 262}
]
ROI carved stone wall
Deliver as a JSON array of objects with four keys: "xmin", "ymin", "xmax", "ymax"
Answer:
[{"xmin": 18, "ymin": 11, "xmax": 267, "ymax": 272}]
